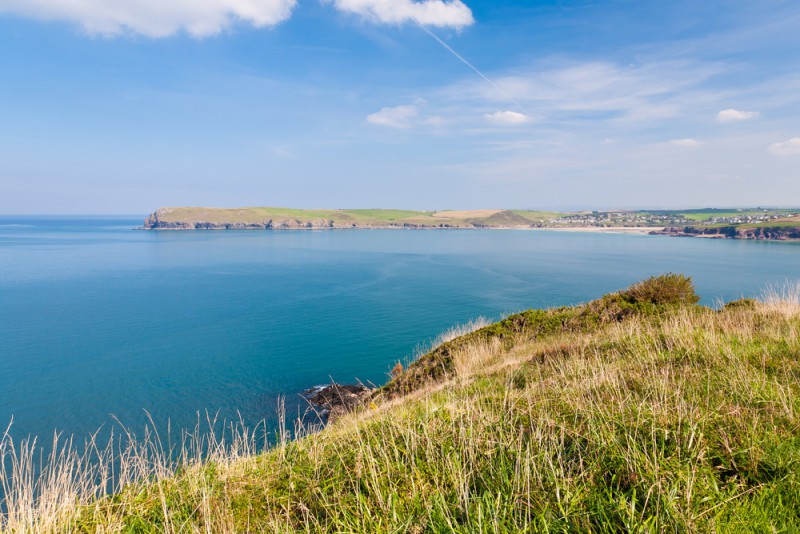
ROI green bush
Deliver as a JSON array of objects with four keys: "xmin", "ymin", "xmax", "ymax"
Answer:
[
  {"xmin": 619, "ymin": 273, "xmax": 700, "ymax": 306},
  {"xmin": 723, "ymin": 298, "xmax": 758, "ymax": 310}
]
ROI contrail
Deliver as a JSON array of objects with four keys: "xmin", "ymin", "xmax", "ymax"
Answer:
[{"xmin": 418, "ymin": 24, "xmax": 529, "ymax": 116}]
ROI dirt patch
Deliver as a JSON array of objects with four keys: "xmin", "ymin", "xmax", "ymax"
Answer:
[{"xmin": 433, "ymin": 210, "xmax": 502, "ymax": 219}]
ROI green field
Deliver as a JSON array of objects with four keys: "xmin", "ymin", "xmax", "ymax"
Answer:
[
  {"xmin": 645, "ymin": 208, "xmax": 798, "ymax": 221},
  {"xmin": 683, "ymin": 211, "xmax": 789, "ymax": 221},
  {"xmin": 339, "ymin": 209, "xmax": 436, "ymax": 221},
  {"xmin": 739, "ymin": 217, "xmax": 800, "ymax": 229}
]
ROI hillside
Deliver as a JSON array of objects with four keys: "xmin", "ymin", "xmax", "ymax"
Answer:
[
  {"xmin": 3, "ymin": 276, "xmax": 800, "ymax": 532},
  {"xmin": 141, "ymin": 207, "xmax": 562, "ymax": 230}
]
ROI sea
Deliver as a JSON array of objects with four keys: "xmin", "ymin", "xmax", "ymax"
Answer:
[{"xmin": 1, "ymin": 216, "xmax": 799, "ymax": 442}]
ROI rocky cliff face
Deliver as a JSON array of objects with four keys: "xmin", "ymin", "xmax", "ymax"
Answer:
[
  {"xmin": 142, "ymin": 209, "xmax": 339, "ymax": 230},
  {"xmin": 653, "ymin": 225, "xmax": 800, "ymax": 240},
  {"xmin": 145, "ymin": 219, "xmax": 339, "ymax": 230}
]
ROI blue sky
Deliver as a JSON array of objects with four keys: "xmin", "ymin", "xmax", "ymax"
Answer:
[{"xmin": 1, "ymin": 0, "xmax": 799, "ymax": 214}]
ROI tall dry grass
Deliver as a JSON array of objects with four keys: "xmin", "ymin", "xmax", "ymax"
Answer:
[
  {"xmin": 761, "ymin": 280, "xmax": 800, "ymax": 316},
  {"xmin": 0, "ymin": 411, "xmax": 301, "ymax": 533},
  {"xmin": 431, "ymin": 317, "xmax": 493, "ymax": 348}
]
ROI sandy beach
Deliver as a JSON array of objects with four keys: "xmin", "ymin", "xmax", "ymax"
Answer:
[{"xmin": 532, "ymin": 226, "xmax": 657, "ymax": 235}]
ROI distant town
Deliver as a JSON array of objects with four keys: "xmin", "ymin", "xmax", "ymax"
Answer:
[{"xmin": 549, "ymin": 209, "xmax": 796, "ymax": 228}]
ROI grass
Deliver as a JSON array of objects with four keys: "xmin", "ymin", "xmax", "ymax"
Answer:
[
  {"xmin": 151, "ymin": 207, "xmax": 347, "ymax": 224},
  {"xmin": 680, "ymin": 210, "xmax": 773, "ymax": 221},
  {"xmin": 4, "ymin": 275, "xmax": 800, "ymax": 532},
  {"xmin": 655, "ymin": 209, "xmax": 796, "ymax": 221},
  {"xmin": 738, "ymin": 219, "xmax": 800, "ymax": 229},
  {"xmin": 337, "ymin": 209, "xmax": 437, "ymax": 222}
]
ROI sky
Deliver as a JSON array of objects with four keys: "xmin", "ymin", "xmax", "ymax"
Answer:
[{"xmin": 1, "ymin": 0, "xmax": 799, "ymax": 214}]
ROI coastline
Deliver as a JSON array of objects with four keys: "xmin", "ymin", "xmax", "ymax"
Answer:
[
  {"xmin": 139, "ymin": 207, "xmax": 800, "ymax": 241},
  {"xmin": 138, "ymin": 223, "xmax": 659, "ymax": 234},
  {"xmin": 138, "ymin": 224, "xmax": 800, "ymax": 241}
]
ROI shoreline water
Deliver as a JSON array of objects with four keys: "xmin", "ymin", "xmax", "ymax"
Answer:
[
  {"xmin": 138, "ymin": 224, "xmax": 660, "ymax": 234},
  {"xmin": 138, "ymin": 224, "xmax": 800, "ymax": 240}
]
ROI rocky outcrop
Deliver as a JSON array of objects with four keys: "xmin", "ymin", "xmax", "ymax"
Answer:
[
  {"xmin": 302, "ymin": 383, "xmax": 374, "ymax": 423},
  {"xmin": 652, "ymin": 225, "xmax": 800, "ymax": 240},
  {"xmin": 651, "ymin": 226, "xmax": 737, "ymax": 238},
  {"xmin": 737, "ymin": 226, "xmax": 800, "ymax": 240}
]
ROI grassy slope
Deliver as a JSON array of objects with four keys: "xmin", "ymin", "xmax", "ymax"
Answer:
[
  {"xmin": 5, "ymin": 277, "xmax": 800, "ymax": 532},
  {"xmin": 739, "ymin": 216, "xmax": 800, "ymax": 229},
  {"xmin": 152, "ymin": 207, "xmax": 355, "ymax": 224}
]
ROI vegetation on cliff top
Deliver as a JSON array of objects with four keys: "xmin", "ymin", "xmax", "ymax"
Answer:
[
  {"xmin": 3, "ymin": 275, "xmax": 800, "ymax": 532},
  {"xmin": 143, "ymin": 207, "xmax": 563, "ymax": 229}
]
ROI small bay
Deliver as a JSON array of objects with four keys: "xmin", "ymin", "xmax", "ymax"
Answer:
[{"xmin": 1, "ymin": 216, "xmax": 798, "ymax": 441}]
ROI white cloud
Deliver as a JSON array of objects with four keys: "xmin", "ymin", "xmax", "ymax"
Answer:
[
  {"xmin": 444, "ymin": 60, "xmax": 726, "ymax": 123},
  {"xmin": 0, "ymin": 0, "xmax": 296, "ymax": 37},
  {"xmin": 669, "ymin": 139, "xmax": 703, "ymax": 147},
  {"xmin": 423, "ymin": 115, "xmax": 446, "ymax": 126},
  {"xmin": 367, "ymin": 103, "xmax": 447, "ymax": 128},
  {"xmin": 367, "ymin": 105, "xmax": 419, "ymax": 128},
  {"xmin": 717, "ymin": 108, "xmax": 760, "ymax": 123},
  {"xmin": 485, "ymin": 110, "xmax": 529, "ymax": 125},
  {"xmin": 769, "ymin": 138, "xmax": 800, "ymax": 156},
  {"xmin": 331, "ymin": 0, "xmax": 474, "ymax": 28}
]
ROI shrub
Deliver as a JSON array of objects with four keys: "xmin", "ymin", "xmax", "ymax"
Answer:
[
  {"xmin": 723, "ymin": 298, "xmax": 758, "ymax": 311},
  {"xmin": 390, "ymin": 362, "xmax": 404, "ymax": 379},
  {"xmin": 619, "ymin": 273, "xmax": 700, "ymax": 306}
]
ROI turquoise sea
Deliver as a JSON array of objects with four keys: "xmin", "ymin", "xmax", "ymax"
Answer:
[{"xmin": 1, "ymin": 217, "xmax": 799, "ymax": 441}]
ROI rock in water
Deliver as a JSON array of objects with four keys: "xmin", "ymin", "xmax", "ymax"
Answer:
[{"xmin": 302, "ymin": 383, "xmax": 373, "ymax": 423}]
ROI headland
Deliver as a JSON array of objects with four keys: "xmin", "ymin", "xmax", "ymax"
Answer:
[{"xmin": 141, "ymin": 206, "xmax": 800, "ymax": 240}]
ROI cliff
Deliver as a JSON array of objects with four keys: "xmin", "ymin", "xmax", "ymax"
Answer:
[
  {"xmin": 653, "ymin": 224, "xmax": 800, "ymax": 240},
  {"xmin": 143, "ymin": 207, "xmax": 339, "ymax": 230}
]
